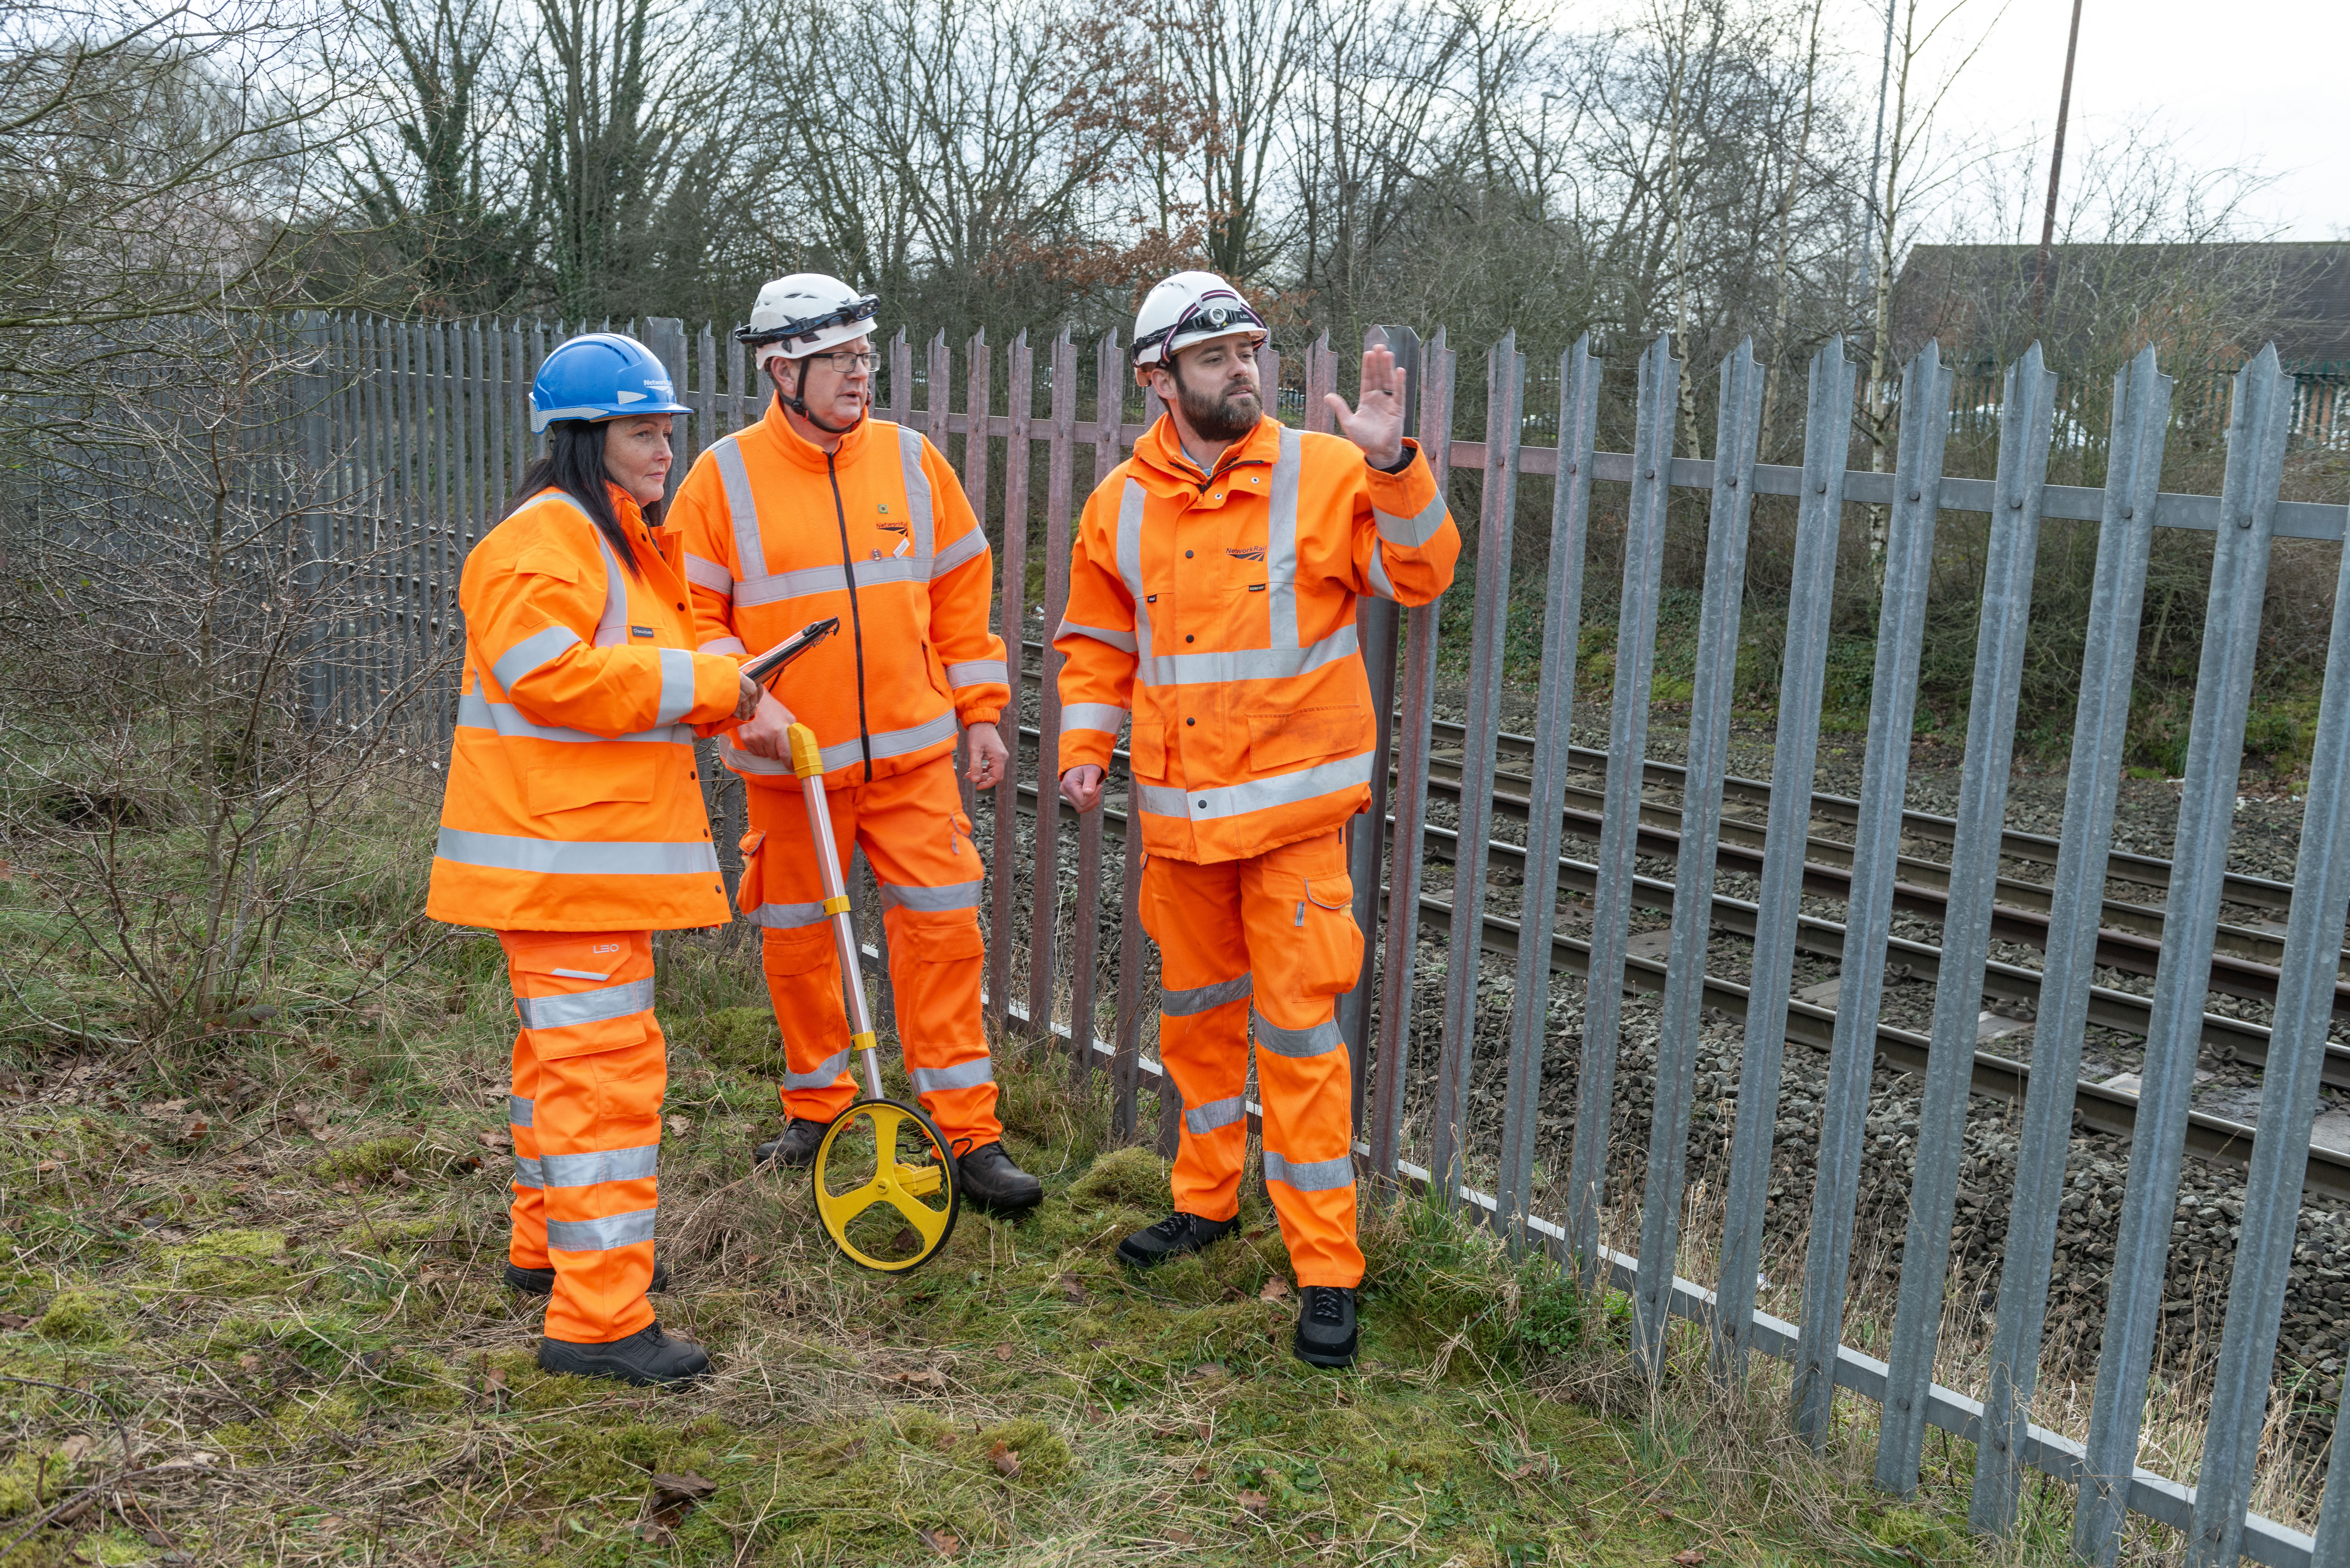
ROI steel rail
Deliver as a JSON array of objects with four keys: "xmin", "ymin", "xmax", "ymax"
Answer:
[{"xmin": 998, "ymin": 780, "xmax": 2350, "ymax": 1202}]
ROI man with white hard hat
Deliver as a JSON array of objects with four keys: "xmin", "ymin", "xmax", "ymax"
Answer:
[
  {"xmin": 1053, "ymin": 270, "xmax": 1461, "ymax": 1365},
  {"xmin": 670, "ymin": 273, "xmax": 1042, "ymax": 1214}
]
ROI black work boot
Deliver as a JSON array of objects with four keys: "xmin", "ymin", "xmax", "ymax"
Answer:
[
  {"xmin": 505, "ymin": 1258, "xmax": 669, "ymax": 1295},
  {"xmin": 1115, "ymin": 1211, "xmax": 1238, "ymax": 1269},
  {"xmin": 752, "ymin": 1116, "xmax": 832, "ymax": 1170},
  {"xmin": 1294, "ymin": 1285, "xmax": 1358, "ymax": 1368},
  {"xmin": 955, "ymin": 1141, "xmax": 1043, "ymax": 1214},
  {"xmin": 538, "ymin": 1320, "xmax": 710, "ymax": 1386}
]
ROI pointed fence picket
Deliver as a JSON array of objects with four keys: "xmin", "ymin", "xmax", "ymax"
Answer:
[{"xmin": 231, "ymin": 309, "xmax": 2350, "ymax": 1566}]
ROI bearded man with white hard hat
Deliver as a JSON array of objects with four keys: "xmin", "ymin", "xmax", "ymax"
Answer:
[
  {"xmin": 669, "ymin": 274, "xmax": 1042, "ymax": 1214},
  {"xmin": 1053, "ymin": 271, "xmax": 1460, "ymax": 1365}
]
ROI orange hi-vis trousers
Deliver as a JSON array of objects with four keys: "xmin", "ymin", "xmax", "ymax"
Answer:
[
  {"xmin": 737, "ymin": 752, "xmax": 1000, "ymax": 1147},
  {"xmin": 501, "ymin": 929, "xmax": 665, "ymax": 1345},
  {"xmin": 1143, "ymin": 829, "xmax": 1366, "ymax": 1287}
]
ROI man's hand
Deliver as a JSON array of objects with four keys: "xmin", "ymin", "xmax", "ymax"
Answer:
[
  {"xmin": 734, "ymin": 688, "xmax": 797, "ymax": 760},
  {"xmin": 1324, "ymin": 342, "xmax": 1406, "ymax": 469},
  {"xmin": 965, "ymin": 721, "xmax": 1008, "ymax": 788},
  {"xmin": 733, "ymin": 673, "xmax": 762, "ymax": 721},
  {"xmin": 1060, "ymin": 765, "xmax": 1103, "ymax": 813}
]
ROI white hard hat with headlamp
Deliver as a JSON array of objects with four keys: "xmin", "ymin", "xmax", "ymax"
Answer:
[
  {"xmin": 736, "ymin": 274, "xmax": 880, "ymax": 369},
  {"xmin": 1130, "ymin": 271, "xmax": 1268, "ymax": 369}
]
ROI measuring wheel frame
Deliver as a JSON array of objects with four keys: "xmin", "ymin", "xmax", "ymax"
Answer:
[{"xmin": 811, "ymin": 1096, "xmax": 961, "ymax": 1273}]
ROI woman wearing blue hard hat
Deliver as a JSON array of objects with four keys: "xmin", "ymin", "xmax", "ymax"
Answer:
[{"xmin": 427, "ymin": 331, "xmax": 761, "ymax": 1385}]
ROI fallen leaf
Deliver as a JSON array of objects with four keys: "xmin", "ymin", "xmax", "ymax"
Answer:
[
  {"xmin": 989, "ymin": 1441, "xmax": 1022, "ymax": 1478},
  {"xmin": 892, "ymin": 1367, "xmax": 948, "ymax": 1391},
  {"xmin": 1191, "ymin": 1465, "xmax": 1211, "ymax": 1483},
  {"xmin": 916, "ymin": 1527, "xmax": 960, "ymax": 1558},
  {"xmin": 1238, "ymin": 1490, "xmax": 1270, "ymax": 1518},
  {"xmin": 57, "ymin": 1434, "xmax": 95, "ymax": 1462},
  {"xmin": 665, "ymin": 1115, "xmax": 694, "ymax": 1136},
  {"xmin": 1258, "ymin": 1276, "xmax": 1291, "ymax": 1303},
  {"xmin": 1060, "ymin": 1274, "xmax": 1088, "ymax": 1303},
  {"xmin": 0, "ymin": 1312, "xmax": 29, "ymax": 1330},
  {"xmin": 237, "ymin": 1354, "xmax": 261, "ymax": 1372},
  {"xmin": 34, "ymin": 1161, "xmax": 59, "ymax": 1175},
  {"xmin": 652, "ymin": 1472, "xmax": 718, "ymax": 1505},
  {"xmin": 992, "ymin": 1343, "xmax": 1013, "ymax": 1361},
  {"xmin": 1165, "ymin": 1528, "xmax": 1196, "ymax": 1545},
  {"xmin": 1673, "ymin": 1552, "xmax": 1706, "ymax": 1566},
  {"xmin": 1194, "ymin": 1362, "xmax": 1228, "ymax": 1383},
  {"xmin": 477, "ymin": 1128, "xmax": 512, "ymax": 1152}
]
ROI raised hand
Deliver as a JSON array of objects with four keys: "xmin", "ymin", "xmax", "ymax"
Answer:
[{"xmin": 1322, "ymin": 343, "xmax": 1407, "ymax": 469}]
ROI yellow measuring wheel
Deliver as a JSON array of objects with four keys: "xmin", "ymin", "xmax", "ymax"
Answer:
[{"xmin": 788, "ymin": 722, "xmax": 960, "ymax": 1273}]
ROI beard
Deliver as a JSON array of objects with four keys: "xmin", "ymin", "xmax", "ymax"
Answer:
[{"xmin": 1171, "ymin": 362, "xmax": 1262, "ymax": 442}]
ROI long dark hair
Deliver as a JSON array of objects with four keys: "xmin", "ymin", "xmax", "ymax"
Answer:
[{"xmin": 501, "ymin": 419, "xmax": 654, "ymax": 575}]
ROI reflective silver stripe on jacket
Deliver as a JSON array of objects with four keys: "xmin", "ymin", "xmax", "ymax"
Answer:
[
  {"xmin": 1266, "ymin": 427, "xmax": 1303, "ymax": 649},
  {"xmin": 684, "ymin": 552, "xmax": 734, "ymax": 596},
  {"xmin": 590, "ymin": 532, "xmax": 630, "ymax": 647},
  {"xmin": 1184, "ymin": 1095, "xmax": 1248, "ymax": 1136},
  {"xmin": 1252, "ymin": 1007, "xmax": 1343, "ymax": 1058},
  {"xmin": 946, "ymin": 659, "xmax": 1006, "ymax": 688},
  {"xmin": 513, "ymin": 1155, "xmax": 544, "ymax": 1189},
  {"xmin": 1137, "ymin": 750, "xmax": 1375, "ymax": 824},
  {"xmin": 435, "ymin": 828, "xmax": 721, "ymax": 877},
  {"xmin": 879, "ymin": 879, "xmax": 982, "ymax": 913},
  {"xmin": 1057, "ymin": 618, "xmax": 1138, "ymax": 653},
  {"xmin": 1060, "ymin": 702, "xmax": 1127, "ymax": 734},
  {"xmin": 782, "ymin": 1048, "xmax": 852, "ymax": 1091},
  {"xmin": 1162, "ymin": 972, "xmax": 1253, "ymax": 1015},
  {"xmin": 700, "ymin": 636, "xmax": 748, "ymax": 655},
  {"xmin": 1365, "ymin": 544, "xmax": 1400, "ymax": 602},
  {"xmin": 492, "ymin": 624, "xmax": 580, "ymax": 690},
  {"xmin": 538, "ymin": 1143, "xmax": 660, "ymax": 1188},
  {"xmin": 457, "ymin": 689, "xmax": 690, "ymax": 745},
  {"xmin": 546, "ymin": 1207, "xmax": 658, "ymax": 1252},
  {"xmin": 736, "ymin": 556, "xmax": 926, "ymax": 609},
  {"xmin": 859, "ymin": 710, "xmax": 960, "ymax": 767},
  {"xmin": 748, "ymin": 898, "xmax": 831, "ymax": 929},
  {"xmin": 656, "ymin": 647, "xmax": 697, "ymax": 725},
  {"xmin": 515, "ymin": 976, "xmax": 656, "ymax": 1031},
  {"xmin": 898, "ymin": 424, "xmax": 936, "ymax": 562},
  {"xmin": 910, "ymin": 1057, "xmax": 994, "ymax": 1093},
  {"xmin": 1138, "ymin": 624, "xmax": 1359, "ymax": 688},
  {"xmin": 509, "ymin": 1094, "xmax": 534, "ymax": 1127},
  {"xmin": 930, "ymin": 527, "xmax": 987, "ymax": 579},
  {"xmin": 1115, "ymin": 478, "xmax": 1153, "ymax": 660},
  {"xmin": 1262, "ymin": 1149, "xmax": 1354, "ymax": 1191},
  {"xmin": 1374, "ymin": 490, "xmax": 1447, "ymax": 547},
  {"xmin": 712, "ymin": 438, "xmax": 767, "ymax": 579}
]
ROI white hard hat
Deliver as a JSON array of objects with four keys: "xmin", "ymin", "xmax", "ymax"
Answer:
[
  {"xmin": 736, "ymin": 273, "xmax": 880, "ymax": 367},
  {"xmin": 1131, "ymin": 270, "xmax": 1268, "ymax": 368}
]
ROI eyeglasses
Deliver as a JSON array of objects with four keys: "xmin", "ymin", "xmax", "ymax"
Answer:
[{"xmin": 804, "ymin": 349, "xmax": 878, "ymax": 374}]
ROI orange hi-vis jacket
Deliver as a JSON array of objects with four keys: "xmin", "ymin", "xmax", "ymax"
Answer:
[
  {"xmin": 1054, "ymin": 416, "xmax": 1460, "ymax": 864},
  {"xmin": 672, "ymin": 400, "xmax": 1010, "ymax": 792},
  {"xmin": 427, "ymin": 485, "xmax": 748, "ymax": 932}
]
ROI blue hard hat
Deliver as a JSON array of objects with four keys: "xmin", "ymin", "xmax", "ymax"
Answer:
[{"xmin": 529, "ymin": 332, "xmax": 694, "ymax": 434}]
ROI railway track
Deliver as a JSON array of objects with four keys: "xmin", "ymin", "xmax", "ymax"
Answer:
[{"xmin": 997, "ymin": 709, "xmax": 2350, "ymax": 1201}]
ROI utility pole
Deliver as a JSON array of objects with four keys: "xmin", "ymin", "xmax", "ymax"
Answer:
[{"xmin": 2033, "ymin": 0, "xmax": 2086, "ymax": 321}]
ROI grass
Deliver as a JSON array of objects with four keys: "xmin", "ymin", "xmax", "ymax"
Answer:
[{"xmin": 0, "ymin": 849, "xmax": 2033, "ymax": 1568}]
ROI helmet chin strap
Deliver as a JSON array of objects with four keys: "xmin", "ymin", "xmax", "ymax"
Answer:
[{"xmin": 772, "ymin": 357, "xmax": 863, "ymax": 436}]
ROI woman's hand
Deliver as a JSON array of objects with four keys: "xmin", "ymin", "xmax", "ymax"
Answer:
[
  {"xmin": 964, "ymin": 721, "xmax": 1007, "ymax": 789},
  {"xmin": 735, "ymin": 689, "xmax": 797, "ymax": 759},
  {"xmin": 734, "ymin": 673, "xmax": 762, "ymax": 721}
]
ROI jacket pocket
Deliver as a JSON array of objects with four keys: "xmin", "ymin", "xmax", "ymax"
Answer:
[
  {"xmin": 1246, "ymin": 704, "xmax": 1365, "ymax": 773},
  {"xmin": 734, "ymin": 828, "xmax": 768, "ymax": 916},
  {"xmin": 1128, "ymin": 719, "xmax": 1168, "ymax": 778},
  {"xmin": 524, "ymin": 758, "xmax": 654, "ymax": 817}
]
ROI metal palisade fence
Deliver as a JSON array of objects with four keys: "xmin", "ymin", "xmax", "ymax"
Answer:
[{"xmin": 275, "ymin": 311, "xmax": 2350, "ymax": 1565}]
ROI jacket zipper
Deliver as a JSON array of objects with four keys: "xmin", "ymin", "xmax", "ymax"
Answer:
[{"xmin": 825, "ymin": 452, "xmax": 875, "ymax": 782}]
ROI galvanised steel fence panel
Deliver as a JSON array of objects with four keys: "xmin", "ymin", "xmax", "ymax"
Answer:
[{"xmin": 179, "ymin": 309, "xmax": 2350, "ymax": 1567}]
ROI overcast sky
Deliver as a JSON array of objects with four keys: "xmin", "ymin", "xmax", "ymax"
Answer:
[{"xmin": 1825, "ymin": 0, "xmax": 2350, "ymax": 241}]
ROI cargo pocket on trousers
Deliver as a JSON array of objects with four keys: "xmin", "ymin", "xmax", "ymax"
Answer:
[
  {"xmin": 1290, "ymin": 871, "xmax": 1363, "ymax": 1002},
  {"xmin": 898, "ymin": 920, "xmax": 984, "ymax": 965},
  {"xmin": 734, "ymin": 828, "xmax": 768, "ymax": 917},
  {"xmin": 760, "ymin": 923, "xmax": 834, "ymax": 978},
  {"xmin": 508, "ymin": 955, "xmax": 652, "ymax": 1061}
]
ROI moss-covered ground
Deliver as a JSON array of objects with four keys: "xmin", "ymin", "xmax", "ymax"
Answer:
[{"xmin": 0, "ymin": 917, "xmax": 2016, "ymax": 1566}]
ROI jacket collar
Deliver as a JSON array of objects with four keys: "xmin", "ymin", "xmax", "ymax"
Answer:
[
  {"xmin": 760, "ymin": 392, "xmax": 872, "ymax": 472},
  {"xmin": 1130, "ymin": 412, "xmax": 1280, "ymax": 496}
]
